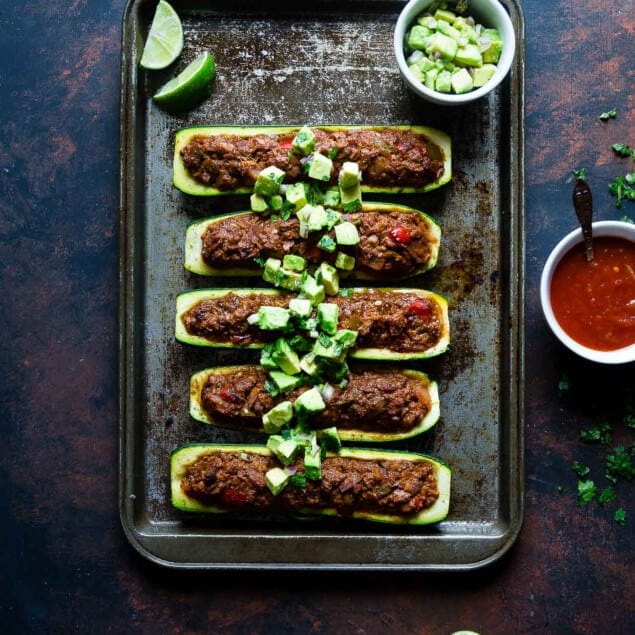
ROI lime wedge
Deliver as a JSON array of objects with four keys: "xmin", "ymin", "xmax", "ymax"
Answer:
[
  {"xmin": 140, "ymin": 0, "xmax": 184, "ymax": 70},
  {"xmin": 153, "ymin": 52, "xmax": 216, "ymax": 112}
]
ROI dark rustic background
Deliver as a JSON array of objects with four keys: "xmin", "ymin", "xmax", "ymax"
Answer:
[{"xmin": 1, "ymin": 0, "xmax": 633, "ymax": 633}]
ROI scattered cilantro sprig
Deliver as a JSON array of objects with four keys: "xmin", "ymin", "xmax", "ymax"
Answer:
[{"xmin": 559, "ymin": 375, "xmax": 634, "ymax": 525}]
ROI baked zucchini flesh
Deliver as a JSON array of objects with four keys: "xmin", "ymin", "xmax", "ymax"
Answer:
[
  {"xmin": 175, "ymin": 287, "xmax": 450, "ymax": 360},
  {"xmin": 190, "ymin": 365, "xmax": 440, "ymax": 442},
  {"xmin": 173, "ymin": 125, "xmax": 451, "ymax": 196},
  {"xmin": 185, "ymin": 202, "xmax": 441, "ymax": 280},
  {"xmin": 171, "ymin": 444, "xmax": 451, "ymax": 525}
]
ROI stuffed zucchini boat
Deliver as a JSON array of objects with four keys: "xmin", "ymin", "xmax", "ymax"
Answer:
[
  {"xmin": 173, "ymin": 125, "xmax": 451, "ymax": 196},
  {"xmin": 184, "ymin": 202, "xmax": 441, "ymax": 280},
  {"xmin": 175, "ymin": 287, "xmax": 450, "ymax": 360},
  {"xmin": 189, "ymin": 365, "xmax": 440, "ymax": 441},
  {"xmin": 171, "ymin": 444, "xmax": 451, "ymax": 525}
]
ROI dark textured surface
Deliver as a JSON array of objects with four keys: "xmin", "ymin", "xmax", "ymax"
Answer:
[{"xmin": 1, "ymin": 0, "xmax": 633, "ymax": 632}]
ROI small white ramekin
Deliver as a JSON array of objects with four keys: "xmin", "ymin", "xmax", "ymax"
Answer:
[{"xmin": 540, "ymin": 220, "xmax": 635, "ymax": 364}]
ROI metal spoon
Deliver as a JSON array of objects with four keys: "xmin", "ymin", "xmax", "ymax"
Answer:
[{"xmin": 572, "ymin": 173, "xmax": 594, "ymax": 262}]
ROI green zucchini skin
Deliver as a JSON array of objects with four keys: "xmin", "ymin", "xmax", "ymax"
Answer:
[
  {"xmin": 173, "ymin": 125, "xmax": 452, "ymax": 196},
  {"xmin": 175, "ymin": 287, "xmax": 451, "ymax": 360},
  {"xmin": 189, "ymin": 365, "xmax": 441, "ymax": 441},
  {"xmin": 170, "ymin": 444, "xmax": 451, "ymax": 525},
  {"xmin": 184, "ymin": 202, "xmax": 442, "ymax": 279}
]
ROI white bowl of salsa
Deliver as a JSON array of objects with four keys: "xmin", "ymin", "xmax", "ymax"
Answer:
[{"xmin": 540, "ymin": 220, "xmax": 635, "ymax": 364}]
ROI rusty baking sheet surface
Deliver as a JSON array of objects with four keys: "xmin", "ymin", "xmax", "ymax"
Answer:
[{"xmin": 119, "ymin": 0, "xmax": 525, "ymax": 569}]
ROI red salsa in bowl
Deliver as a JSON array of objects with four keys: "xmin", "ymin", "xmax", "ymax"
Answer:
[{"xmin": 541, "ymin": 221, "xmax": 635, "ymax": 363}]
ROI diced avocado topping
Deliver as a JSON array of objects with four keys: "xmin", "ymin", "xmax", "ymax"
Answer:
[
  {"xmin": 283, "ymin": 254, "xmax": 307, "ymax": 272},
  {"xmin": 250, "ymin": 192, "xmax": 269, "ymax": 212},
  {"xmin": 317, "ymin": 302, "xmax": 339, "ymax": 335},
  {"xmin": 265, "ymin": 466, "xmax": 290, "ymax": 495},
  {"xmin": 285, "ymin": 182, "xmax": 308, "ymax": 209},
  {"xmin": 267, "ymin": 434, "xmax": 303, "ymax": 464},
  {"xmin": 293, "ymin": 387, "xmax": 325, "ymax": 414},
  {"xmin": 269, "ymin": 370, "xmax": 302, "ymax": 393},
  {"xmin": 262, "ymin": 401, "xmax": 294, "ymax": 434},
  {"xmin": 253, "ymin": 306, "xmax": 290, "ymax": 330},
  {"xmin": 335, "ymin": 251, "xmax": 355, "ymax": 271},
  {"xmin": 303, "ymin": 447, "xmax": 322, "ymax": 481},
  {"xmin": 271, "ymin": 337, "xmax": 302, "ymax": 375},
  {"xmin": 340, "ymin": 183, "xmax": 362, "ymax": 212},
  {"xmin": 338, "ymin": 161, "xmax": 362, "ymax": 189},
  {"xmin": 308, "ymin": 152, "xmax": 333, "ymax": 182},
  {"xmin": 318, "ymin": 426, "xmax": 341, "ymax": 452},
  {"xmin": 262, "ymin": 258, "xmax": 282, "ymax": 284},
  {"xmin": 317, "ymin": 234, "xmax": 337, "ymax": 253},
  {"xmin": 334, "ymin": 221, "xmax": 360, "ymax": 246},
  {"xmin": 292, "ymin": 125, "xmax": 316, "ymax": 156},
  {"xmin": 301, "ymin": 274, "xmax": 326, "ymax": 305},
  {"xmin": 289, "ymin": 297, "xmax": 312, "ymax": 318},
  {"xmin": 244, "ymin": 128, "xmax": 373, "ymax": 492},
  {"xmin": 316, "ymin": 261, "xmax": 339, "ymax": 295},
  {"xmin": 254, "ymin": 165, "xmax": 285, "ymax": 197},
  {"xmin": 322, "ymin": 187, "xmax": 340, "ymax": 208},
  {"xmin": 405, "ymin": 5, "xmax": 504, "ymax": 95}
]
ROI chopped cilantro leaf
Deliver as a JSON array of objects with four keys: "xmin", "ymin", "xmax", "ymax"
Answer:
[
  {"xmin": 599, "ymin": 107, "xmax": 617, "ymax": 121},
  {"xmin": 580, "ymin": 419, "xmax": 612, "ymax": 444},
  {"xmin": 620, "ymin": 214, "xmax": 635, "ymax": 224},
  {"xmin": 573, "ymin": 167, "xmax": 587, "ymax": 180},
  {"xmin": 611, "ymin": 142, "xmax": 633, "ymax": 158},
  {"xmin": 254, "ymin": 256, "xmax": 266, "ymax": 268},
  {"xmin": 626, "ymin": 172, "xmax": 635, "ymax": 185},
  {"xmin": 327, "ymin": 146, "xmax": 339, "ymax": 160},
  {"xmin": 572, "ymin": 461, "xmax": 590, "ymax": 477},
  {"xmin": 289, "ymin": 473, "xmax": 307, "ymax": 488},
  {"xmin": 557, "ymin": 373, "xmax": 571, "ymax": 396},
  {"xmin": 577, "ymin": 479, "xmax": 597, "ymax": 507},
  {"xmin": 609, "ymin": 175, "xmax": 635, "ymax": 207},
  {"xmin": 605, "ymin": 445, "xmax": 635, "ymax": 483},
  {"xmin": 597, "ymin": 486, "xmax": 617, "ymax": 505},
  {"xmin": 614, "ymin": 508, "xmax": 627, "ymax": 526}
]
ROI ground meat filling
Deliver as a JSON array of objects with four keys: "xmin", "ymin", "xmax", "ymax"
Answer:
[
  {"xmin": 181, "ymin": 289, "xmax": 444, "ymax": 352},
  {"xmin": 181, "ymin": 452, "xmax": 439, "ymax": 516},
  {"xmin": 180, "ymin": 128, "xmax": 445, "ymax": 191},
  {"xmin": 201, "ymin": 367, "xmax": 432, "ymax": 432},
  {"xmin": 200, "ymin": 209, "xmax": 437, "ymax": 279}
]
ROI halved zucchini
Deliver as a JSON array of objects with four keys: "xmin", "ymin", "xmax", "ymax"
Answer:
[
  {"xmin": 189, "ymin": 365, "xmax": 441, "ymax": 441},
  {"xmin": 184, "ymin": 202, "xmax": 441, "ymax": 280},
  {"xmin": 175, "ymin": 287, "xmax": 450, "ymax": 360},
  {"xmin": 173, "ymin": 125, "xmax": 452, "ymax": 196},
  {"xmin": 170, "ymin": 444, "xmax": 451, "ymax": 525}
]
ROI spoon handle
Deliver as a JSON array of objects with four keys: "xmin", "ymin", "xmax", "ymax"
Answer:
[{"xmin": 572, "ymin": 177, "xmax": 594, "ymax": 262}]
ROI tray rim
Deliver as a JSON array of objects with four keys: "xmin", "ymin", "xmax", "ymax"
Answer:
[{"xmin": 118, "ymin": 0, "xmax": 526, "ymax": 571}]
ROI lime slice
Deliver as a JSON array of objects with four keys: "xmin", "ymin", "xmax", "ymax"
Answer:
[
  {"xmin": 153, "ymin": 52, "xmax": 216, "ymax": 112},
  {"xmin": 139, "ymin": 0, "xmax": 184, "ymax": 70}
]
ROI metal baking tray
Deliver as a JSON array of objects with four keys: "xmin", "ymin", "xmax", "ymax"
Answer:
[{"xmin": 119, "ymin": 0, "xmax": 525, "ymax": 570}]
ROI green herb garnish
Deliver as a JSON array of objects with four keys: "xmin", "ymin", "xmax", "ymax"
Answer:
[
  {"xmin": 597, "ymin": 486, "xmax": 617, "ymax": 505},
  {"xmin": 572, "ymin": 461, "xmax": 590, "ymax": 477},
  {"xmin": 577, "ymin": 479, "xmax": 597, "ymax": 507},
  {"xmin": 580, "ymin": 420, "xmax": 612, "ymax": 444},
  {"xmin": 609, "ymin": 175, "xmax": 635, "ymax": 207},
  {"xmin": 605, "ymin": 445, "xmax": 635, "ymax": 483},
  {"xmin": 614, "ymin": 508, "xmax": 627, "ymax": 526},
  {"xmin": 611, "ymin": 142, "xmax": 634, "ymax": 158},
  {"xmin": 599, "ymin": 107, "xmax": 617, "ymax": 121}
]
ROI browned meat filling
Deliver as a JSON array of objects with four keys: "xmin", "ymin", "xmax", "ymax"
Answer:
[
  {"xmin": 181, "ymin": 451, "xmax": 439, "ymax": 515},
  {"xmin": 180, "ymin": 289, "xmax": 444, "ymax": 352},
  {"xmin": 200, "ymin": 209, "xmax": 437, "ymax": 279},
  {"xmin": 180, "ymin": 128, "xmax": 445, "ymax": 191},
  {"xmin": 201, "ymin": 367, "xmax": 432, "ymax": 432}
]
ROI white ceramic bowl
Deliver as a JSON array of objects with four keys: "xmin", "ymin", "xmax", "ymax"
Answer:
[
  {"xmin": 394, "ymin": 0, "xmax": 516, "ymax": 105},
  {"xmin": 540, "ymin": 221, "xmax": 635, "ymax": 364}
]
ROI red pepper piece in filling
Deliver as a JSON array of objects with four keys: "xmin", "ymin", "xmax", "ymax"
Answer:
[
  {"xmin": 406, "ymin": 299, "xmax": 432, "ymax": 319},
  {"xmin": 219, "ymin": 387, "xmax": 240, "ymax": 403},
  {"xmin": 219, "ymin": 488, "xmax": 249, "ymax": 508},
  {"xmin": 389, "ymin": 225, "xmax": 411, "ymax": 245}
]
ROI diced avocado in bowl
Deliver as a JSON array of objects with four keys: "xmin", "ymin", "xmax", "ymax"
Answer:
[{"xmin": 394, "ymin": 0, "xmax": 516, "ymax": 104}]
